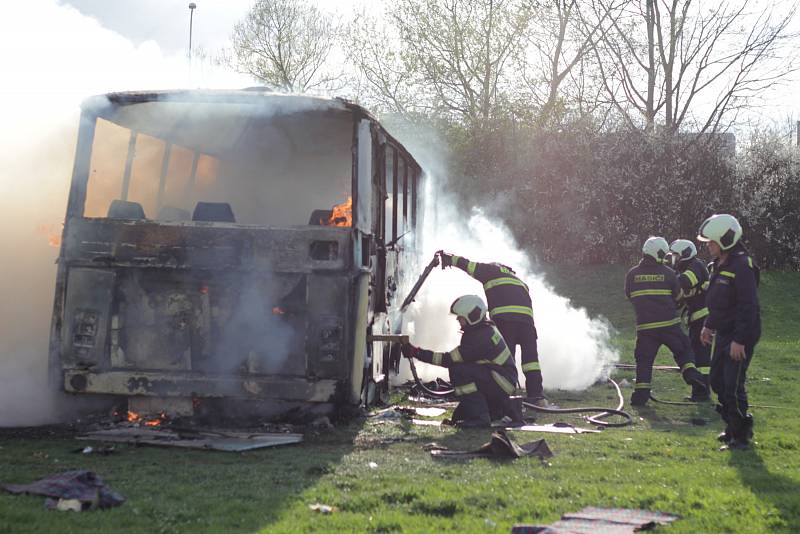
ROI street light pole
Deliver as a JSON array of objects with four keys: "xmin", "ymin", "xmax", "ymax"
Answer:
[{"xmin": 188, "ymin": 3, "xmax": 197, "ymax": 61}]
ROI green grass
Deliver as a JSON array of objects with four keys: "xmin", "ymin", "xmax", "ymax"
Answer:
[{"xmin": 1, "ymin": 267, "xmax": 799, "ymax": 533}]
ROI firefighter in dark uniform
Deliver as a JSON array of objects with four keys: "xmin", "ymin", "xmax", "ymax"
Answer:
[
  {"xmin": 697, "ymin": 214, "xmax": 761, "ymax": 450},
  {"xmin": 401, "ymin": 295, "xmax": 523, "ymax": 427},
  {"xmin": 669, "ymin": 238, "xmax": 711, "ymax": 401},
  {"xmin": 439, "ymin": 252, "xmax": 544, "ymax": 402},
  {"xmin": 625, "ymin": 237, "xmax": 708, "ymax": 406}
]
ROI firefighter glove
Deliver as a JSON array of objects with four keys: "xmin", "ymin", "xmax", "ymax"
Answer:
[
  {"xmin": 440, "ymin": 252, "xmax": 454, "ymax": 268},
  {"xmin": 401, "ymin": 343, "xmax": 420, "ymax": 359}
]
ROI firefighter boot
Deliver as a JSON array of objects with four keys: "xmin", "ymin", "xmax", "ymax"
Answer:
[
  {"xmin": 715, "ymin": 404, "xmax": 732, "ymax": 443},
  {"xmin": 451, "ymin": 395, "xmax": 491, "ymax": 428},
  {"xmin": 721, "ymin": 414, "xmax": 752, "ymax": 451},
  {"xmin": 525, "ymin": 371, "xmax": 544, "ymax": 402},
  {"xmin": 687, "ymin": 373, "xmax": 711, "ymax": 402},
  {"xmin": 496, "ymin": 397, "xmax": 525, "ymax": 427},
  {"xmin": 631, "ymin": 388, "xmax": 650, "ymax": 407},
  {"xmin": 682, "ymin": 367, "xmax": 709, "ymax": 396},
  {"xmin": 742, "ymin": 413, "xmax": 754, "ymax": 441}
]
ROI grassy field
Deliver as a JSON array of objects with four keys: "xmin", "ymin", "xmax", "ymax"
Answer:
[{"xmin": 1, "ymin": 267, "xmax": 798, "ymax": 533}]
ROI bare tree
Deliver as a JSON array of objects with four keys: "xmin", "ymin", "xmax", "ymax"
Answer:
[
  {"xmin": 346, "ymin": 0, "xmax": 534, "ymax": 129},
  {"xmin": 230, "ymin": 0, "xmax": 340, "ymax": 92},
  {"xmin": 398, "ymin": 0, "xmax": 534, "ymax": 128},
  {"xmin": 345, "ymin": 11, "xmax": 414, "ymax": 116},
  {"xmin": 516, "ymin": 0, "xmax": 621, "ymax": 125},
  {"xmin": 589, "ymin": 0, "xmax": 798, "ymax": 134}
]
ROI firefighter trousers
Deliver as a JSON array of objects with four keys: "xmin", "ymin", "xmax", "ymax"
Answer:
[
  {"xmin": 449, "ymin": 363, "xmax": 521, "ymax": 425},
  {"xmin": 688, "ymin": 320, "xmax": 711, "ymax": 369},
  {"xmin": 709, "ymin": 333, "xmax": 757, "ymax": 441},
  {"xmin": 495, "ymin": 319, "xmax": 542, "ymax": 398},
  {"xmin": 634, "ymin": 325, "xmax": 699, "ymax": 394},
  {"xmin": 688, "ymin": 320, "xmax": 711, "ymax": 398}
]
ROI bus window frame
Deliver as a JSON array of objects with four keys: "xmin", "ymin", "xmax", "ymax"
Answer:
[
  {"xmin": 83, "ymin": 114, "xmax": 215, "ymax": 221},
  {"xmin": 391, "ymin": 146, "xmax": 398, "ymax": 244},
  {"xmin": 76, "ymin": 105, "xmax": 361, "ymax": 226}
]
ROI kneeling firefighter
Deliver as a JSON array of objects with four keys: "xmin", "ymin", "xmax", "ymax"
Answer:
[
  {"xmin": 401, "ymin": 295, "xmax": 523, "ymax": 427},
  {"xmin": 624, "ymin": 237, "xmax": 708, "ymax": 406},
  {"xmin": 669, "ymin": 239, "xmax": 712, "ymax": 401},
  {"xmin": 697, "ymin": 214, "xmax": 761, "ymax": 450},
  {"xmin": 438, "ymin": 253, "xmax": 544, "ymax": 402}
]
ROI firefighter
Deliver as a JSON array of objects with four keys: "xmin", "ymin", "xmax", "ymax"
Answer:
[
  {"xmin": 401, "ymin": 295, "xmax": 523, "ymax": 427},
  {"xmin": 669, "ymin": 239, "xmax": 711, "ymax": 401},
  {"xmin": 439, "ymin": 252, "xmax": 544, "ymax": 403},
  {"xmin": 697, "ymin": 214, "xmax": 761, "ymax": 450},
  {"xmin": 624, "ymin": 237, "xmax": 708, "ymax": 406}
]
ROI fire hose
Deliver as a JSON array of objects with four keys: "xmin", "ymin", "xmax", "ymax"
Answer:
[
  {"xmin": 400, "ymin": 251, "xmax": 444, "ymax": 312},
  {"xmin": 521, "ymin": 379, "xmax": 633, "ymax": 428},
  {"xmin": 614, "ymin": 363, "xmax": 786, "ymax": 409},
  {"xmin": 613, "ymin": 363, "xmax": 699, "ymax": 406},
  {"xmin": 407, "ymin": 354, "xmax": 455, "ymax": 398},
  {"xmin": 396, "ymin": 251, "xmax": 457, "ymax": 397},
  {"xmin": 396, "ymin": 252, "xmax": 633, "ymax": 426}
]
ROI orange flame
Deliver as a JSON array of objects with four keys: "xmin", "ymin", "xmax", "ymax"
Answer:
[
  {"xmin": 326, "ymin": 197, "xmax": 352, "ymax": 227},
  {"xmin": 127, "ymin": 410, "xmax": 166, "ymax": 427}
]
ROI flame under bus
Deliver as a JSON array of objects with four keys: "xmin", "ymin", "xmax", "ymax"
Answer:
[{"xmin": 49, "ymin": 90, "xmax": 424, "ymax": 416}]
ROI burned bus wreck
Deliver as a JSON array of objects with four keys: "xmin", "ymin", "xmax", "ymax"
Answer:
[{"xmin": 49, "ymin": 90, "xmax": 424, "ymax": 417}]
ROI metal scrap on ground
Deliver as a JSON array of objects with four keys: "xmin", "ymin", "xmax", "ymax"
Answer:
[
  {"xmin": 78, "ymin": 427, "xmax": 303, "ymax": 452},
  {"xmin": 412, "ymin": 418, "xmax": 443, "ymax": 427},
  {"xmin": 369, "ymin": 406, "xmax": 447, "ymax": 422},
  {"xmin": 413, "ymin": 407, "xmax": 447, "ymax": 417},
  {"xmin": 511, "ymin": 506, "xmax": 680, "ymax": 533},
  {"xmin": 513, "ymin": 424, "xmax": 601, "ymax": 434},
  {"xmin": 406, "ymin": 396, "xmax": 459, "ymax": 407},
  {"xmin": 409, "ymin": 420, "xmax": 601, "ymax": 433}
]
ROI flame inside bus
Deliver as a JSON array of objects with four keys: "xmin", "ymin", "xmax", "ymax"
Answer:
[{"xmin": 326, "ymin": 197, "xmax": 352, "ymax": 227}]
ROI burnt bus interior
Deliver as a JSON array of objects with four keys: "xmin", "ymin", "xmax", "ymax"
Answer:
[{"xmin": 50, "ymin": 91, "xmax": 423, "ymax": 416}]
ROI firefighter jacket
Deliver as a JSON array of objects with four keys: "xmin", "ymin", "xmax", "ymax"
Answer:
[
  {"xmin": 676, "ymin": 256, "xmax": 710, "ymax": 325},
  {"xmin": 705, "ymin": 244, "xmax": 761, "ymax": 346},
  {"xmin": 624, "ymin": 257, "xmax": 681, "ymax": 332},
  {"xmin": 451, "ymin": 256, "xmax": 534, "ymax": 325},
  {"xmin": 413, "ymin": 321, "xmax": 517, "ymax": 395}
]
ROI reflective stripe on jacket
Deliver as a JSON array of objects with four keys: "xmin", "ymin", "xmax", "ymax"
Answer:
[
  {"xmin": 677, "ymin": 256, "xmax": 710, "ymax": 324},
  {"xmin": 624, "ymin": 257, "xmax": 681, "ymax": 332},
  {"xmin": 416, "ymin": 321, "xmax": 516, "ymax": 375},
  {"xmin": 452, "ymin": 256, "xmax": 534, "ymax": 324}
]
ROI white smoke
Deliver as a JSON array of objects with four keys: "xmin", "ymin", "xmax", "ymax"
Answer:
[
  {"xmin": 0, "ymin": 0, "xmax": 249, "ymax": 427},
  {"xmin": 395, "ymin": 134, "xmax": 619, "ymax": 392},
  {"xmin": 0, "ymin": 0, "xmax": 617, "ymax": 426}
]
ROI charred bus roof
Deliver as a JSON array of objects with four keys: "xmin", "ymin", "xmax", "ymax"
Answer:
[{"xmin": 79, "ymin": 90, "xmax": 421, "ymax": 171}]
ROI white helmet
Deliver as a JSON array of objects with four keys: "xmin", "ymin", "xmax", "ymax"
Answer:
[
  {"xmin": 697, "ymin": 214, "xmax": 742, "ymax": 250},
  {"xmin": 669, "ymin": 239, "xmax": 697, "ymax": 261},
  {"xmin": 450, "ymin": 295, "xmax": 487, "ymax": 326},
  {"xmin": 642, "ymin": 236, "xmax": 670, "ymax": 262}
]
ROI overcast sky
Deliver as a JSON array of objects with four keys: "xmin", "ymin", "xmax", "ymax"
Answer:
[
  {"xmin": 59, "ymin": 0, "xmax": 798, "ymax": 129},
  {"xmin": 62, "ymin": 0, "xmax": 366, "ymax": 56}
]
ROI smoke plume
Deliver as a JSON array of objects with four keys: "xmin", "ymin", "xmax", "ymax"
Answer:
[
  {"xmin": 394, "ymin": 128, "xmax": 619, "ymax": 391},
  {"xmin": 0, "ymin": 0, "xmax": 246, "ymax": 426}
]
